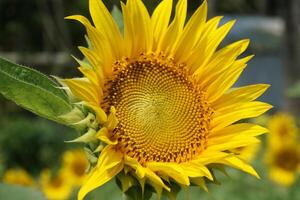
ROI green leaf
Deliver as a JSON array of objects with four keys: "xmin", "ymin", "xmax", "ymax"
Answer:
[
  {"xmin": 0, "ymin": 184, "xmax": 46, "ymax": 200},
  {"xmin": 0, "ymin": 57, "xmax": 72, "ymax": 124}
]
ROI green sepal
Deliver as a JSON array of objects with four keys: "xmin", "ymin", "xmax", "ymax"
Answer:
[
  {"xmin": 70, "ymin": 112, "xmax": 98, "ymax": 131},
  {"xmin": 84, "ymin": 147, "xmax": 98, "ymax": 168},
  {"xmin": 209, "ymin": 164, "xmax": 230, "ymax": 181},
  {"xmin": 0, "ymin": 57, "xmax": 72, "ymax": 124},
  {"xmin": 93, "ymin": 143, "xmax": 104, "ymax": 153},
  {"xmin": 190, "ymin": 177, "xmax": 208, "ymax": 192},
  {"xmin": 116, "ymin": 172, "xmax": 137, "ymax": 193},
  {"xmin": 66, "ymin": 128, "xmax": 97, "ymax": 143},
  {"xmin": 163, "ymin": 181, "xmax": 181, "ymax": 200},
  {"xmin": 58, "ymin": 106, "xmax": 86, "ymax": 127},
  {"xmin": 123, "ymin": 185, "xmax": 153, "ymax": 200}
]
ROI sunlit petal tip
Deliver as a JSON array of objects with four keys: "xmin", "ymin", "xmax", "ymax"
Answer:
[{"xmin": 64, "ymin": 15, "xmax": 78, "ymax": 20}]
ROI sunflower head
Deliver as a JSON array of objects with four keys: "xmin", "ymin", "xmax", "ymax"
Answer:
[
  {"xmin": 265, "ymin": 143, "xmax": 300, "ymax": 187},
  {"xmin": 265, "ymin": 112, "xmax": 300, "ymax": 187},
  {"xmin": 62, "ymin": 0, "xmax": 271, "ymax": 199},
  {"xmin": 40, "ymin": 170, "xmax": 73, "ymax": 200},
  {"xmin": 268, "ymin": 112, "xmax": 298, "ymax": 147},
  {"xmin": 2, "ymin": 168, "xmax": 34, "ymax": 187},
  {"xmin": 103, "ymin": 54, "xmax": 213, "ymax": 164},
  {"xmin": 62, "ymin": 150, "xmax": 89, "ymax": 186}
]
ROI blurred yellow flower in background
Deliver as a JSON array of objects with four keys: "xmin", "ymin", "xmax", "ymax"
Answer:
[
  {"xmin": 40, "ymin": 169, "xmax": 72, "ymax": 200},
  {"xmin": 268, "ymin": 113, "xmax": 298, "ymax": 146},
  {"xmin": 62, "ymin": 150, "xmax": 88, "ymax": 186},
  {"xmin": 63, "ymin": 0, "xmax": 271, "ymax": 199},
  {"xmin": 2, "ymin": 168, "xmax": 34, "ymax": 187},
  {"xmin": 265, "ymin": 143, "xmax": 300, "ymax": 187},
  {"xmin": 265, "ymin": 112, "xmax": 300, "ymax": 187}
]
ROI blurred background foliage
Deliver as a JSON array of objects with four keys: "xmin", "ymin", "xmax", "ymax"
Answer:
[{"xmin": 0, "ymin": 0, "xmax": 299, "ymax": 199}]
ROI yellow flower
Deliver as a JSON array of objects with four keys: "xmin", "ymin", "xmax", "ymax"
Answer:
[
  {"xmin": 265, "ymin": 143, "xmax": 300, "ymax": 187},
  {"xmin": 63, "ymin": 0, "xmax": 271, "ymax": 199},
  {"xmin": 61, "ymin": 150, "xmax": 88, "ymax": 186},
  {"xmin": 2, "ymin": 168, "xmax": 34, "ymax": 186},
  {"xmin": 268, "ymin": 112, "xmax": 298, "ymax": 147},
  {"xmin": 40, "ymin": 170, "xmax": 72, "ymax": 200},
  {"xmin": 265, "ymin": 112, "xmax": 300, "ymax": 187}
]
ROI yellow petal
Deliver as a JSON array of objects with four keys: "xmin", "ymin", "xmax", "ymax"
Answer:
[
  {"xmin": 66, "ymin": 15, "xmax": 114, "ymax": 76},
  {"xmin": 195, "ymin": 40, "xmax": 250, "ymax": 82},
  {"xmin": 217, "ymin": 156, "xmax": 260, "ymax": 178},
  {"xmin": 122, "ymin": 0, "xmax": 152, "ymax": 57},
  {"xmin": 205, "ymin": 60, "xmax": 247, "ymax": 103},
  {"xmin": 77, "ymin": 47, "xmax": 114, "ymax": 77},
  {"xmin": 210, "ymin": 123, "xmax": 268, "ymax": 138},
  {"xmin": 84, "ymin": 103, "xmax": 107, "ymax": 124},
  {"xmin": 151, "ymin": 0, "xmax": 173, "ymax": 50},
  {"xmin": 96, "ymin": 127, "xmax": 117, "ymax": 145},
  {"xmin": 105, "ymin": 106, "xmax": 119, "ymax": 131},
  {"xmin": 180, "ymin": 162, "xmax": 213, "ymax": 180},
  {"xmin": 89, "ymin": 0, "xmax": 123, "ymax": 59},
  {"xmin": 193, "ymin": 151, "xmax": 229, "ymax": 165},
  {"xmin": 187, "ymin": 18, "xmax": 234, "ymax": 73},
  {"xmin": 124, "ymin": 156, "xmax": 170, "ymax": 191},
  {"xmin": 78, "ymin": 146, "xmax": 123, "ymax": 200},
  {"xmin": 63, "ymin": 78, "xmax": 99, "ymax": 104},
  {"xmin": 124, "ymin": 156, "xmax": 146, "ymax": 178},
  {"xmin": 213, "ymin": 84, "xmax": 270, "ymax": 110},
  {"xmin": 173, "ymin": 0, "xmax": 207, "ymax": 61},
  {"xmin": 158, "ymin": 0, "xmax": 187, "ymax": 54},
  {"xmin": 207, "ymin": 137, "xmax": 260, "ymax": 152},
  {"xmin": 203, "ymin": 19, "xmax": 236, "ymax": 61},
  {"xmin": 211, "ymin": 101, "xmax": 272, "ymax": 131},
  {"xmin": 147, "ymin": 162, "xmax": 190, "ymax": 186},
  {"xmin": 78, "ymin": 67, "xmax": 102, "ymax": 90}
]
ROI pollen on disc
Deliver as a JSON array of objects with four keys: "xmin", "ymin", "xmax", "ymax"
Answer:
[{"xmin": 102, "ymin": 55, "xmax": 213, "ymax": 164}]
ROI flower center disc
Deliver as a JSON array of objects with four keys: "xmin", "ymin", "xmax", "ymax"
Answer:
[
  {"xmin": 104, "ymin": 56, "xmax": 213, "ymax": 163},
  {"xmin": 275, "ymin": 148, "xmax": 300, "ymax": 171}
]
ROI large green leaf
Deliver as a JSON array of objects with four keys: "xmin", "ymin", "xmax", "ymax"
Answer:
[
  {"xmin": 0, "ymin": 184, "xmax": 46, "ymax": 200},
  {"xmin": 0, "ymin": 57, "xmax": 72, "ymax": 123}
]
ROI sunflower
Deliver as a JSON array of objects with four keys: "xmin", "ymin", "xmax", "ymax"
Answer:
[
  {"xmin": 61, "ymin": 150, "xmax": 89, "ymax": 186},
  {"xmin": 265, "ymin": 113, "xmax": 300, "ymax": 186},
  {"xmin": 62, "ymin": 0, "xmax": 271, "ymax": 199},
  {"xmin": 2, "ymin": 168, "xmax": 34, "ymax": 187},
  {"xmin": 40, "ymin": 169, "xmax": 73, "ymax": 200},
  {"xmin": 268, "ymin": 112, "xmax": 298, "ymax": 147},
  {"xmin": 265, "ymin": 142, "xmax": 300, "ymax": 187}
]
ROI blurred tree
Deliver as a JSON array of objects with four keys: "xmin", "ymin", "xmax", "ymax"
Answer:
[
  {"xmin": 36, "ymin": 0, "xmax": 72, "ymax": 52},
  {"xmin": 0, "ymin": 117, "xmax": 76, "ymax": 175},
  {"xmin": 282, "ymin": 0, "xmax": 300, "ymax": 115}
]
